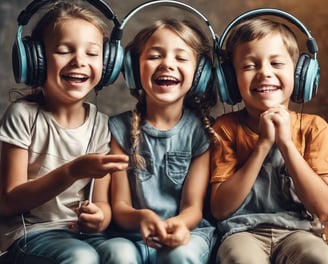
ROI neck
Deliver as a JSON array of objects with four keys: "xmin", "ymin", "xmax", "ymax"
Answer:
[{"xmin": 146, "ymin": 103, "xmax": 184, "ymax": 130}]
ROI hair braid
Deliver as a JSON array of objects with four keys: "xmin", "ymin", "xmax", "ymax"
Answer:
[{"xmin": 130, "ymin": 91, "xmax": 146, "ymax": 170}]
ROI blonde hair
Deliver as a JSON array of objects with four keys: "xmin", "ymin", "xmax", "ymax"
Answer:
[
  {"xmin": 32, "ymin": 1, "xmax": 108, "ymax": 41},
  {"xmin": 225, "ymin": 18, "xmax": 299, "ymax": 65},
  {"xmin": 126, "ymin": 18, "xmax": 218, "ymax": 169}
]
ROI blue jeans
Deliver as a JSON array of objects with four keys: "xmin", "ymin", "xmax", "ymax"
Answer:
[
  {"xmin": 6, "ymin": 229, "xmax": 113, "ymax": 264},
  {"xmin": 106, "ymin": 234, "xmax": 212, "ymax": 264}
]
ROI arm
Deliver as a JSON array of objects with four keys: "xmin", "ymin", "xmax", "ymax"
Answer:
[
  {"xmin": 272, "ymin": 107, "xmax": 328, "ymax": 221},
  {"xmin": 211, "ymin": 111, "xmax": 274, "ymax": 220},
  {"xmin": 110, "ymin": 138, "xmax": 167, "ymax": 241},
  {"xmin": 72, "ymin": 175, "xmax": 112, "ymax": 233},
  {"xmin": 162, "ymin": 150, "xmax": 210, "ymax": 247},
  {"xmin": 0, "ymin": 142, "xmax": 129, "ymax": 216},
  {"xmin": 211, "ymin": 141, "xmax": 271, "ymax": 220}
]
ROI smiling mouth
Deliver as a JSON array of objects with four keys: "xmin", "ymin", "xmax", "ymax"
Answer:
[
  {"xmin": 62, "ymin": 73, "xmax": 88, "ymax": 83},
  {"xmin": 154, "ymin": 76, "xmax": 180, "ymax": 86},
  {"xmin": 253, "ymin": 85, "xmax": 279, "ymax": 92}
]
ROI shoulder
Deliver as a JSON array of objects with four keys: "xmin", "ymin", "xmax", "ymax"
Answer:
[
  {"xmin": 88, "ymin": 103, "xmax": 109, "ymax": 127},
  {"xmin": 213, "ymin": 110, "xmax": 244, "ymax": 130},
  {"xmin": 108, "ymin": 111, "xmax": 133, "ymax": 152},
  {"xmin": 1, "ymin": 100, "xmax": 39, "ymax": 125},
  {"xmin": 290, "ymin": 111, "xmax": 328, "ymax": 132},
  {"xmin": 109, "ymin": 111, "xmax": 132, "ymax": 129}
]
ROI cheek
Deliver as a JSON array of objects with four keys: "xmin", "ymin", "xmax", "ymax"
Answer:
[{"xmin": 236, "ymin": 71, "xmax": 250, "ymax": 90}]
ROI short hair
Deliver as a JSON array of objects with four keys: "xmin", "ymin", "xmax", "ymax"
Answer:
[{"xmin": 225, "ymin": 18, "xmax": 299, "ymax": 65}]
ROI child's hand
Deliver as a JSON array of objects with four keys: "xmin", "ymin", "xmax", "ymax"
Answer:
[
  {"xmin": 145, "ymin": 217, "xmax": 190, "ymax": 248},
  {"xmin": 69, "ymin": 153, "xmax": 129, "ymax": 180},
  {"xmin": 161, "ymin": 217, "xmax": 190, "ymax": 247},
  {"xmin": 260, "ymin": 105, "xmax": 291, "ymax": 146},
  {"xmin": 258, "ymin": 109, "xmax": 276, "ymax": 146},
  {"xmin": 69, "ymin": 201, "xmax": 104, "ymax": 233},
  {"xmin": 270, "ymin": 106, "xmax": 292, "ymax": 146},
  {"xmin": 139, "ymin": 210, "xmax": 168, "ymax": 249}
]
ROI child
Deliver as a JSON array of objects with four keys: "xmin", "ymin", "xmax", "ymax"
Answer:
[
  {"xmin": 210, "ymin": 16, "xmax": 328, "ymax": 263},
  {"xmin": 0, "ymin": 2, "xmax": 128, "ymax": 263},
  {"xmin": 106, "ymin": 18, "xmax": 217, "ymax": 263}
]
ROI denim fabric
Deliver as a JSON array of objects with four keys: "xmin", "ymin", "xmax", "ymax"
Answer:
[
  {"xmin": 5, "ymin": 229, "xmax": 113, "ymax": 264},
  {"xmin": 108, "ymin": 109, "xmax": 216, "ymax": 263},
  {"xmin": 106, "ymin": 234, "xmax": 212, "ymax": 264}
]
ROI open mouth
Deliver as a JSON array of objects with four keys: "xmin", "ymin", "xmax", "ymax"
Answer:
[
  {"xmin": 62, "ymin": 73, "xmax": 89, "ymax": 83},
  {"xmin": 154, "ymin": 76, "xmax": 180, "ymax": 86},
  {"xmin": 253, "ymin": 85, "xmax": 279, "ymax": 92}
]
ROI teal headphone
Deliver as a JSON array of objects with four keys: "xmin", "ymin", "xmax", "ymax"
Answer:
[
  {"xmin": 12, "ymin": 0, "xmax": 123, "ymax": 91},
  {"xmin": 112, "ymin": 0, "xmax": 217, "ymax": 97},
  {"xmin": 215, "ymin": 8, "xmax": 320, "ymax": 105}
]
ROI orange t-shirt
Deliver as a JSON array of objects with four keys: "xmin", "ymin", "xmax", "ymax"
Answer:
[{"xmin": 210, "ymin": 109, "xmax": 328, "ymax": 183}]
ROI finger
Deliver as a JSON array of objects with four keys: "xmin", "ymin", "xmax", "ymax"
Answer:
[{"xmin": 145, "ymin": 236, "xmax": 164, "ymax": 249}]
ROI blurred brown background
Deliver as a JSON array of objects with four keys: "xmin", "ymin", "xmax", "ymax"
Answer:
[{"xmin": 1, "ymin": 0, "xmax": 327, "ymax": 120}]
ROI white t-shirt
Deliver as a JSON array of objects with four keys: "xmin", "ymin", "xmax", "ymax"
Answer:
[{"xmin": 0, "ymin": 100, "xmax": 110, "ymax": 251}]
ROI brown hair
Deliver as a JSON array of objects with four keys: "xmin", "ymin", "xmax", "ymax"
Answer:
[{"xmin": 224, "ymin": 17, "xmax": 299, "ymax": 65}]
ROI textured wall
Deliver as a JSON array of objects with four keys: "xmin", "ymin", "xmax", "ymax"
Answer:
[{"xmin": 1, "ymin": 0, "xmax": 327, "ymax": 120}]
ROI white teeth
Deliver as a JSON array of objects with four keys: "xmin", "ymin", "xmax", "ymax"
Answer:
[
  {"xmin": 157, "ymin": 76, "xmax": 178, "ymax": 82},
  {"xmin": 256, "ymin": 86, "xmax": 276, "ymax": 92},
  {"xmin": 66, "ymin": 74, "xmax": 87, "ymax": 79}
]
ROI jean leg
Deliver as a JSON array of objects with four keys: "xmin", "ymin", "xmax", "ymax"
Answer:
[
  {"xmin": 10, "ymin": 229, "xmax": 99, "ymax": 264},
  {"xmin": 104, "ymin": 237, "xmax": 142, "ymax": 264},
  {"xmin": 157, "ymin": 234, "xmax": 211, "ymax": 264}
]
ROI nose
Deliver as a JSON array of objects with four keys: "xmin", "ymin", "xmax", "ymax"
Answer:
[
  {"xmin": 256, "ymin": 64, "xmax": 273, "ymax": 79},
  {"xmin": 70, "ymin": 51, "xmax": 86, "ymax": 67},
  {"xmin": 158, "ymin": 56, "xmax": 175, "ymax": 70}
]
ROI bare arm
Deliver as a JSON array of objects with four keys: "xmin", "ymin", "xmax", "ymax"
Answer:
[
  {"xmin": 211, "ymin": 110, "xmax": 274, "ymax": 220},
  {"xmin": 211, "ymin": 140, "xmax": 271, "ymax": 220},
  {"xmin": 272, "ymin": 108, "xmax": 328, "ymax": 221},
  {"xmin": 175, "ymin": 150, "xmax": 210, "ymax": 229},
  {"xmin": 0, "ymin": 142, "xmax": 129, "ymax": 216},
  {"xmin": 110, "ymin": 138, "xmax": 167, "ymax": 243}
]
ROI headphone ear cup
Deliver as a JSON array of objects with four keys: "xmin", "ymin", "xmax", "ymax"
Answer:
[
  {"xmin": 123, "ymin": 50, "xmax": 140, "ymax": 90},
  {"xmin": 96, "ymin": 40, "xmax": 124, "ymax": 91},
  {"xmin": 191, "ymin": 55, "xmax": 212, "ymax": 97},
  {"xmin": 21, "ymin": 37, "xmax": 46, "ymax": 87},
  {"xmin": 293, "ymin": 53, "xmax": 320, "ymax": 103},
  {"xmin": 215, "ymin": 59, "xmax": 241, "ymax": 105},
  {"xmin": 32, "ymin": 39, "xmax": 46, "ymax": 87}
]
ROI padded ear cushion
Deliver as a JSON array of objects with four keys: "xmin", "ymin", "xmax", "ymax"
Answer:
[
  {"xmin": 96, "ymin": 40, "xmax": 124, "ymax": 91},
  {"xmin": 123, "ymin": 50, "xmax": 140, "ymax": 90},
  {"xmin": 191, "ymin": 55, "xmax": 212, "ymax": 97},
  {"xmin": 303, "ymin": 57, "xmax": 320, "ymax": 103},
  {"xmin": 33, "ymin": 40, "xmax": 46, "ymax": 87},
  {"xmin": 22, "ymin": 38, "xmax": 36, "ymax": 86},
  {"xmin": 215, "ymin": 60, "xmax": 241, "ymax": 105},
  {"xmin": 293, "ymin": 53, "xmax": 309, "ymax": 103},
  {"xmin": 21, "ymin": 37, "xmax": 45, "ymax": 87},
  {"xmin": 294, "ymin": 53, "xmax": 320, "ymax": 103}
]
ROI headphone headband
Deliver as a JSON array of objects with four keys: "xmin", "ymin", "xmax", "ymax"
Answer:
[
  {"xmin": 218, "ymin": 8, "xmax": 318, "ymax": 56},
  {"xmin": 111, "ymin": 0, "xmax": 217, "ymax": 43},
  {"xmin": 17, "ymin": 0, "xmax": 119, "ymax": 26}
]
